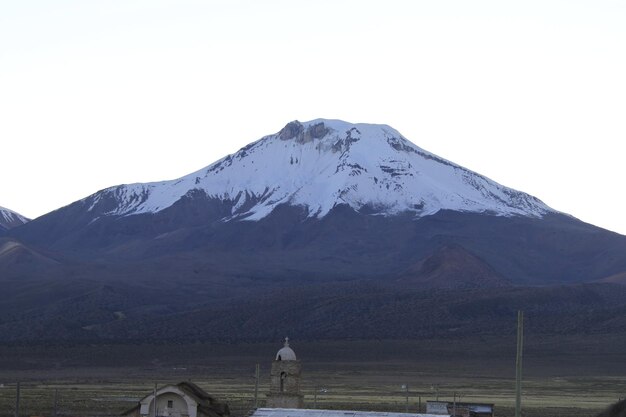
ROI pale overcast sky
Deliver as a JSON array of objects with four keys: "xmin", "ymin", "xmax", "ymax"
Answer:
[{"xmin": 1, "ymin": 1, "xmax": 625, "ymax": 234}]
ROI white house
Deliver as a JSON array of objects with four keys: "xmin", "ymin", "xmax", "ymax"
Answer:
[{"xmin": 123, "ymin": 382, "xmax": 230, "ymax": 417}]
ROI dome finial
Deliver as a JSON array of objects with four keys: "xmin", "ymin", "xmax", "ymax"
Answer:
[{"xmin": 276, "ymin": 337, "xmax": 296, "ymax": 360}]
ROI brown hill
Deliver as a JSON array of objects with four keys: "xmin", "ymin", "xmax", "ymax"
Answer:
[
  {"xmin": 0, "ymin": 238, "xmax": 60, "ymax": 268},
  {"xmin": 598, "ymin": 271, "xmax": 626, "ymax": 285},
  {"xmin": 397, "ymin": 245, "xmax": 510, "ymax": 289}
]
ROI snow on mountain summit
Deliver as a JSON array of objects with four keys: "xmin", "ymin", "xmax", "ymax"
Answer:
[
  {"xmin": 86, "ymin": 119, "xmax": 555, "ymax": 221},
  {"xmin": 0, "ymin": 206, "xmax": 30, "ymax": 230}
]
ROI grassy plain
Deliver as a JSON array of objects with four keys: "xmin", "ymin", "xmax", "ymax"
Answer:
[{"xmin": 0, "ymin": 337, "xmax": 624, "ymax": 417}]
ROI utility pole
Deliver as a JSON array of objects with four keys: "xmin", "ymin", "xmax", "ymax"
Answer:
[
  {"xmin": 453, "ymin": 391, "xmax": 457, "ymax": 417},
  {"xmin": 254, "ymin": 363, "xmax": 260, "ymax": 409},
  {"xmin": 154, "ymin": 382, "xmax": 158, "ymax": 417},
  {"xmin": 515, "ymin": 310, "xmax": 524, "ymax": 417}
]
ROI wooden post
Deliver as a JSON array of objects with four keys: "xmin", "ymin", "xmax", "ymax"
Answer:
[
  {"xmin": 15, "ymin": 381, "xmax": 20, "ymax": 417},
  {"xmin": 254, "ymin": 363, "xmax": 260, "ymax": 409},
  {"xmin": 418, "ymin": 395, "xmax": 421, "ymax": 413},
  {"xmin": 53, "ymin": 388, "xmax": 58, "ymax": 417},
  {"xmin": 515, "ymin": 310, "xmax": 524, "ymax": 417}
]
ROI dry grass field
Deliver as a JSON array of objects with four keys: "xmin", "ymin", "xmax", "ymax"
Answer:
[{"xmin": 0, "ymin": 338, "xmax": 624, "ymax": 417}]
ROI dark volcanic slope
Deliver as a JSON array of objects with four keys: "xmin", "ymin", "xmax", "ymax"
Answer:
[
  {"xmin": 3, "ymin": 280, "xmax": 626, "ymax": 344},
  {"xmin": 115, "ymin": 282, "xmax": 626, "ymax": 342},
  {"xmin": 4, "ymin": 205, "xmax": 626, "ymax": 344},
  {"xmin": 12, "ymin": 201, "xmax": 626, "ymax": 286}
]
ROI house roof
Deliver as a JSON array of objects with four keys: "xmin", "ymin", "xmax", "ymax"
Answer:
[
  {"xmin": 177, "ymin": 381, "xmax": 217, "ymax": 404},
  {"xmin": 251, "ymin": 408, "xmax": 447, "ymax": 417},
  {"xmin": 177, "ymin": 382, "xmax": 229, "ymax": 417}
]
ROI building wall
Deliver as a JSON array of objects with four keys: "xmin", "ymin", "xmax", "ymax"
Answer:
[
  {"xmin": 267, "ymin": 360, "xmax": 304, "ymax": 408},
  {"xmin": 265, "ymin": 393, "xmax": 305, "ymax": 409},
  {"xmin": 147, "ymin": 392, "xmax": 190, "ymax": 417},
  {"xmin": 138, "ymin": 387, "xmax": 199, "ymax": 417},
  {"xmin": 269, "ymin": 360, "xmax": 302, "ymax": 394}
]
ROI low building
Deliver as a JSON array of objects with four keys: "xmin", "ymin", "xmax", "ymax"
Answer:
[
  {"xmin": 122, "ymin": 381, "xmax": 230, "ymax": 417},
  {"xmin": 251, "ymin": 408, "xmax": 446, "ymax": 417},
  {"xmin": 426, "ymin": 401, "xmax": 493, "ymax": 417}
]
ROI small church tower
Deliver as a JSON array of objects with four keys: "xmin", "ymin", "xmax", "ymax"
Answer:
[{"xmin": 266, "ymin": 337, "xmax": 304, "ymax": 408}]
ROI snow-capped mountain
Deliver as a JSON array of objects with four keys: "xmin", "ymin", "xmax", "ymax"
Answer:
[
  {"xmin": 7, "ymin": 119, "xmax": 626, "ymax": 346},
  {"xmin": 0, "ymin": 206, "xmax": 30, "ymax": 230},
  {"xmin": 85, "ymin": 119, "xmax": 555, "ymax": 221}
]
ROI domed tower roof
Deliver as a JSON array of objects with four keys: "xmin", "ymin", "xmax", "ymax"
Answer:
[{"xmin": 275, "ymin": 337, "xmax": 297, "ymax": 361}]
